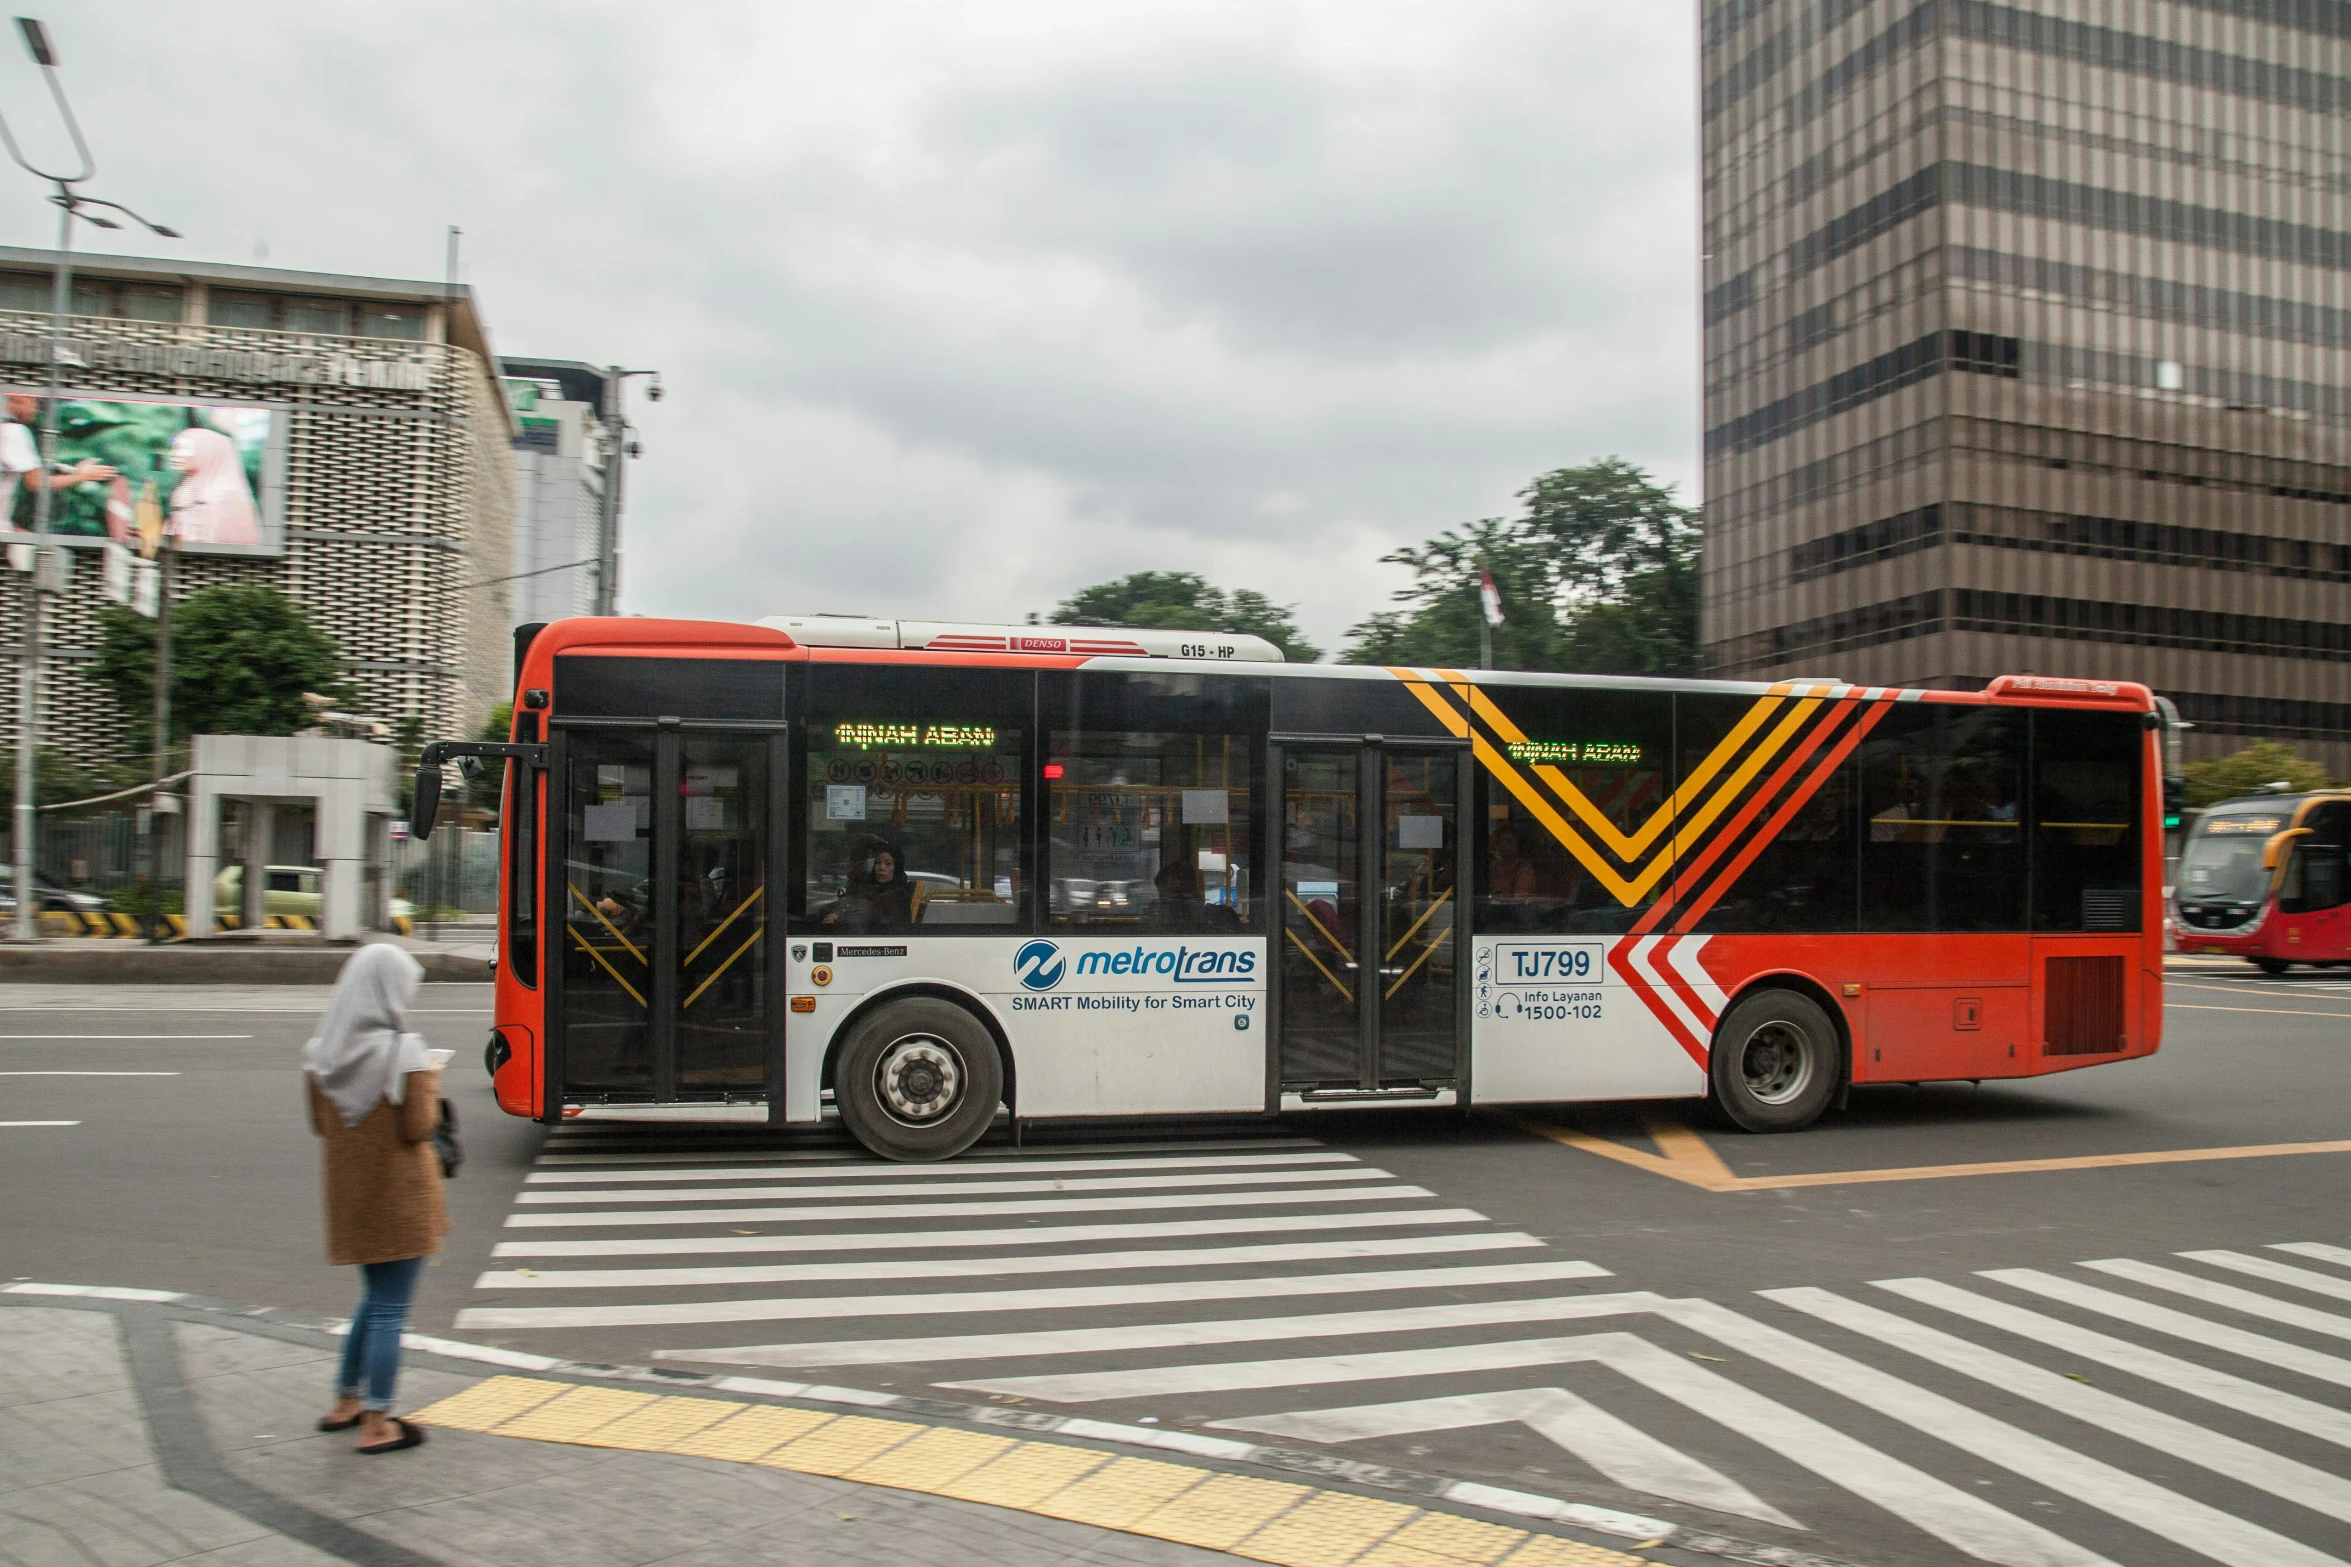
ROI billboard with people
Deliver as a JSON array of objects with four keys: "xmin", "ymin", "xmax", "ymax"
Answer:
[{"xmin": 0, "ymin": 391, "xmax": 283, "ymax": 556}]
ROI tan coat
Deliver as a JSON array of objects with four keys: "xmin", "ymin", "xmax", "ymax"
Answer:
[{"xmin": 308, "ymin": 1070, "xmax": 449, "ymax": 1266}]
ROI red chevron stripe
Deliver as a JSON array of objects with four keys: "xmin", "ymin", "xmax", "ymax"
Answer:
[{"xmin": 1610, "ymin": 934, "xmax": 1707, "ymax": 1066}]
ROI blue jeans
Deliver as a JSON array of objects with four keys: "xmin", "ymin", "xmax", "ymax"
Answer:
[{"xmin": 336, "ymin": 1256, "xmax": 425, "ymax": 1412}]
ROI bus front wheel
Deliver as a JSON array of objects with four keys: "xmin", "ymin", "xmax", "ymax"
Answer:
[
  {"xmin": 2253, "ymin": 959, "xmax": 2292, "ymax": 975},
  {"xmin": 836, "ymin": 998, "xmax": 1004, "ymax": 1162},
  {"xmin": 1710, "ymin": 989, "xmax": 1840, "ymax": 1134}
]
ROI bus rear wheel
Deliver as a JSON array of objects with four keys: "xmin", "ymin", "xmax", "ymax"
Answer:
[
  {"xmin": 836, "ymin": 998, "xmax": 1003, "ymax": 1162},
  {"xmin": 1711, "ymin": 989, "xmax": 1840, "ymax": 1133},
  {"xmin": 2253, "ymin": 959, "xmax": 2292, "ymax": 975}
]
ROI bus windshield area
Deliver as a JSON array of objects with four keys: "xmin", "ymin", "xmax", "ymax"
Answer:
[{"xmin": 2178, "ymin": 812, "xmax": 2287, "ymax": 907}]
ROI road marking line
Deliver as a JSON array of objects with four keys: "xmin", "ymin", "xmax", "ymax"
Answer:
[
  {"xmin": 1983, "ymin": 1268, "xmax": 2351, "ymax": 1388},
  {"xmin": 1214, "ymin": 1322, "xmax": 2116, "ymax": 1567},
  {"xmin": 476, "ymin": 1231, "xmax": 1545, "ymax": 1290},
  {"xmin": 0, "ymin": 1034, "xmax": 251, "ymax": 1040},
  {"xmin": 406, "ymin": 1375, "xmax": 1656, "ymax": 1567},
  {"xmin": 0, "ymin": 1120, "xmax": 78, "ymax": 1126},
  {"xmin": 2081, "ymin": 1258, "xmax": 2351, "ymax": 1342},
  {"xmin": 535, "ymin": 1136, "xmax": 1324, "ymax": 1160},
  {"xmin": 2184, "ymin": 1249, "xmax": 2351, "ymax": 1303},
  {"xmin": 1771, "ymin": 1286, "xmax": 2351, "ymax": 1531},
  {"xmin": 2276, "ymin": 1242, "xmax": 2351, "ymax": 1271},
  {"xmin": 493, "ymin": 1207, "xmax": 1488, "ymax": 1259},
  {"xmin": 1225, "ymin": 1387, "xmax": 1796, "ymax": 1530},
  {"xmin": 524, "ymin": 1151, "xmax": 1360, "ymax": 1183},
  {"xmin": 1877, "ymin": 1276, "xmax": 2351, "ymax": 1450},
  {"xmin": 1510, "ymin": 1114, "xmax": 2351, "ymax": 1192},
  {"xmin": 2171, "ymin": 1002, "xmax": 2351, "ymax": 1019},
  {"xmin": 452, "ymin": 1259, "xmax": 1612, "ymax": 1331},
  {"xmin": 0, "ymin": 1070, "xmax": 179, "ymax": 1076},
  {"xmin": 2, "ymin": 1282, "xmax": 181, "ymax": 1301},
  {"xmin": 514, "ymin": 1167, "xmax": 1395, "ymax": 1205},
  {"xmin": 655, "ymin": 1293, "xmax": 1679, "ymax": 1370},
  {"xmin": 1664, "ymin": 1296, "xmax": 2309, "ymax": 1567},
  {"xmin": 502, "ymin": 1184, "xmax": 1438, "ymax": 1229}
]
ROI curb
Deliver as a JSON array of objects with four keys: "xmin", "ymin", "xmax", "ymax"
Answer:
[
  {"xmin": 2, "ymin": 1281, "xmax": 1866, "ymax": 1567},
  {"xmin": 0, "ymin": 944, "xmax": 488, "ymax": 982}
]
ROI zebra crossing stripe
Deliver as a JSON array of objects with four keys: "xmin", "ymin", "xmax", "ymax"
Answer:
[
  {"xmin": 2183, "ymin": 1248, "xmax": 2351, "ymax": 1303},
  {"xmin": 2082, "ymin": 1258, "xmax": 2351, "ymax": 1341},
  {"xmin": 654, "ymin": 1293, "xmax": 1676, "ymax": 1370},
  {"xmin": 452, "ymin": 1259, "xmax": 1610, "ymax": 1331},
  {"xmin": 493, "ymin": 1208, "xmax": 1492, "ymax": 1260},
  {"xmin": 475, "ymin": 1231, "xmax": 1545, "ymax": 1290},
  {"xmin": 948, "ymin": 1331, "xmax": 1650, "ymax": 1402},
  {"xmin": 1213, "ymin": 1325, "xmax": 2116, "ymax": 1567},
  {"xmin": 1880, "ymin": 1276, "xmax": 2351, "ymax": 1450},
  {"xmin": 2275, "ymin": 1241, "xmax": 2351, "ymax": 1269},
  {"xmin": 1220, "ymin": 1387, "xmax": 1796, "ymax": 1530},
  {"xmin": 1982, "ymin": 1268, "xmax": 2351, "ymax": 1389},
  {"xmin": 1771, "ymin": 1286, "xmax": 2351, "ymax": 1531},
  {"xmin": 501, "ymin": 1184, "xmax": 1437, "ymax": 1228},
  {"xmin": 523, "ymin": 1151, "xmax": 1362, "ymax": 1184},
  {"xmin": 513, "ymin": 1168, "xmax": 1396, "ymax": 1205},
  {"xmin": 1667, "ymin": 1297, "xmax": 2337, "ymax": 1567}
]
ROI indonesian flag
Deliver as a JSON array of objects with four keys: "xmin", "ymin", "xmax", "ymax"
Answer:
[{"xmin": 1479, "ymin": 569, "xmax": 1504, "ymax": 627}]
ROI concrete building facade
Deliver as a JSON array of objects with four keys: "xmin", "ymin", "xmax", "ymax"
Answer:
[
  {"xmin": 0, "ymin": 248, "xmax": 516, "ymax": 765},
  {"xmin": 1699, "ymin": 0, "xmax": 2351, "ymax": 772}
]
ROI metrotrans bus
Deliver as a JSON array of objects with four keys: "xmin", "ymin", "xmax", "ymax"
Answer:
[
  {"xmin": 2174, "ymin": 789, "xmax": 2351, "ymax": 974},
  {"xmin": 415, "ymin": 616, "xmax": 2167, "ymax": 1161}
]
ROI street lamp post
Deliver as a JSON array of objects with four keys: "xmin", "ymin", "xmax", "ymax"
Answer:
[
  {"xmin": 0, "ymin": 19, "xmax": 176, "ymax": 940},
  {"xmin": 594, "ymin": 367, "xmax": 659, "ymax": 616}
]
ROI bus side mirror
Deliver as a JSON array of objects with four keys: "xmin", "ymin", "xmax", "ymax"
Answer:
[
  {"xmin": 2263, "ymin": 827, "xmax": 2310, "ymax": 871},
  {"xmin": 412, "ymin": 767, "xmax": 442, "ymax": 842}
]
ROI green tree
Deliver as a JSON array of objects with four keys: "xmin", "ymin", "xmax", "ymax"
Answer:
[
  {"xmin": 1049, "ymin": 571, "xmax": 1322, "ymax": 662},
  {"xmin": 94, "ymin": 584, "xmax": 347, "ymax": 749},
  {"xmin": 1339, "ymin": 457, "xmax": 1700, "ymax": 674},
  {"xmin": 2182, "ymin": 740, "xmax": 2335, "ymax": 808}
]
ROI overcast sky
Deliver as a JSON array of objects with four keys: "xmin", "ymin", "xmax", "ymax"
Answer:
[{"xmin": 1, "ymin": 2, "xmax": 1697, "ymax": 657}]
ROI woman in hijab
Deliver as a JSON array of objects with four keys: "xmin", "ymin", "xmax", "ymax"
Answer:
[
  {"xmin": 164, "ymin": 424, "xmax": 262, "ymax": 546},
  {"xmin": 304, "ymin": 944, "xmax": 446, "ymax": 1454}
]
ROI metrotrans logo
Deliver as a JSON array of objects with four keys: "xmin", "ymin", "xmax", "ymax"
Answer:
[
  {"xmin": 1076, "ymin": 944, "xmax": 1256, "ymax": 984},
  {"xmin": 1013, "ymin": 939, "xmax": 1066, "ymax": 992}
]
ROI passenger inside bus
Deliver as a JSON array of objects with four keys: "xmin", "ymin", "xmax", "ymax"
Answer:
[{"xmin": 824, "ymin": 838, "xmax": 923, "ymax": 932}]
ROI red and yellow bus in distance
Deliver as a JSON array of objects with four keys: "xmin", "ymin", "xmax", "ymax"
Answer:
[
  {"xmin": 415, "ymin": 617, "xmax": 2168, "ymax": 1161},
  {"xmin": 2175, "ymin": 789, "xmax": 2351, "ymax": 974}
]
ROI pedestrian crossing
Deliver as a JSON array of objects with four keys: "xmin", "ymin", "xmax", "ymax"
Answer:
[{"xmin": 460, "ymin": 1126, "xmax": 2351, "ymax": 1567}]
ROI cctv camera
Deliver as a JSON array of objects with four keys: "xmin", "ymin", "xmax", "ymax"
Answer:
[{"xmin": 647, "ymin": 380, "xmax": 664, "ymax": 402}]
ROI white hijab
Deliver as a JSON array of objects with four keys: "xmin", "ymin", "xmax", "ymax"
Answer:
[{"xmin": 303, "ymin": 944, "xmax": 433, "ymax": 1127}]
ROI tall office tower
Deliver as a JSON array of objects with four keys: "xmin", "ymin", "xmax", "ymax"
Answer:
[{"xmin": 1700, "ymin": 1, "xmax": 2351, "ymax": 772}]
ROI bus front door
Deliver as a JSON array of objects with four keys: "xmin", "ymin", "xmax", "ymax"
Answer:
[
  {"xmin": 1277, "ymin": 743, "xmax": 1467, "ymax": 1095},
  {"xmin": 551, "ymin": 726, "xmax": 783, "ymax": 1111}
]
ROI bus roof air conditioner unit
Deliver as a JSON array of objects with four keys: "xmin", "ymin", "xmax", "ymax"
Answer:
[{"xmin": 757, "ymin": 616, "xmax": 1286, "ymax": 662}]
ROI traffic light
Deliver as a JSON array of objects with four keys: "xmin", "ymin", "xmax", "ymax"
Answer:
[{"xmin": 2163, "ymin": 774, "xmax": 2186, "ymax": 832}]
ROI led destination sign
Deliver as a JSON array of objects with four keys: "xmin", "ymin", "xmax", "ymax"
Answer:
[
  {"xmin": 834, "ymin": 722, "xmax": 999, "ymax": 750},
  {"xmin": 1505, "ymin": 741, "xmax": 1643, "ymax": 765}
]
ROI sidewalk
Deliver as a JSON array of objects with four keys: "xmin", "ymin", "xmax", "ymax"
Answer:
[{"xmin": 0, "ymin": 1291, "xmax": 1709, "ymax": 1567}]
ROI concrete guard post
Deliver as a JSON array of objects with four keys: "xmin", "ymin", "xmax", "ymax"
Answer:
[{"xmin": 184, "ymin": 735, "xmax": 398, "ymax": 941}]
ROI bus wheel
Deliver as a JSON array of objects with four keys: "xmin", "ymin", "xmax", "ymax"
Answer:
[
  {"xmin": 1711, "ymin": 990, "xmax": 1839, "ymax": 1134},
  {"xmin": 2254, "ymin": 959, "xmax": 2292, "ymax": 975},
  {"xmin": 836, "ymin": 998, "xmax": 1003, "ymax": 1162}
]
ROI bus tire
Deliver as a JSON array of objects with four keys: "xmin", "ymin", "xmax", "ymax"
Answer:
[
  {"xmin": 835, "ymin": 998, "xmax": 1003, "ymax": 1162},
  {"xmin": 1710, "ymin": 989, "xmax": 1839, "ymax": 1134},
  {"xmin": 2253, "ymin": 959, "xmax": 2292, "ymax": 975}
]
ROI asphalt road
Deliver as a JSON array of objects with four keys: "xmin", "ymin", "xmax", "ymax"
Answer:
[{"xmin": 8, "ymin": 964, "xmax": 2351, "ymax": 1567}]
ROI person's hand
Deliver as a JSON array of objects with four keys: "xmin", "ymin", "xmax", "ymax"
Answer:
[{"xmin": 64, "ymin": 461, "xmax": 116, "ymax": 484}]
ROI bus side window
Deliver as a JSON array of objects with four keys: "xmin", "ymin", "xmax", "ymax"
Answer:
[
  {"xmin": 2282, "ymin": 802, "xmax": 2350, "ymax": 914},
  {"xmin": 2030, "ymin": 709, "xmax": 2142, "ymax": 933},
  {"xmin": 1859, "ymin": 704, "xmax": 2026, "ymax": 932},
  {"xmin": 1475, "ymin": 687, "xmax": 1674, "ymax": 935},
  {"xmin": 507, "ymin": 757, "xmax": 538, "ymax": 986}
]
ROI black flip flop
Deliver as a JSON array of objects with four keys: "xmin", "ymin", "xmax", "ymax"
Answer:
[
  {"xmin": 356, "ymin": 1417, "xmax": 426, "ymax": 1455},
  {"xmin": 316, "ymin": 1413, "xmax": 362, "ymax": 1432}
]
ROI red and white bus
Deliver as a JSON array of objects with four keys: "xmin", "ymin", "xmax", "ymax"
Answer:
[
  {"xmin": 2174, "ymin": 789, "xmax": 2351, "ymax": 974},
  {"xmin": 415, "ymin": 617, "xmax": 2167, "ymax": 1161}
]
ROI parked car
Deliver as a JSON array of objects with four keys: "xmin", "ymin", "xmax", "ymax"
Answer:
[
  {"xmin": 213, "ymin": 864, "xmax": 415, "ymax": 923},
  {"xmin": 0, "ymin": 865, "xmax": 114, "ymax": 915}
]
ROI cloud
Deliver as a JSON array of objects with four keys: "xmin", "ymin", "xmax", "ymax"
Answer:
[{"xmin": 6, "ymin": 0, "xmax": 1695, "ymax": 654}]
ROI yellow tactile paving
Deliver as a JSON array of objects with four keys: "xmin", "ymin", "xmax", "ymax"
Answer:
[
  {"xmin": 576, "ymin": 1394, "xmax": 745, "ymax": 1451},
  {"xmin": 491, "ymin": 1385, "xmax": 659, "ymax": 1442},
  {"xmin": 1031, "ymin": 1454, "xmax": 1209, "ymax": 1530},
  {"xmin": 407, "ymin": 1374, "xmax": 567, "ymax": 1432},
  {"xmin": 760, "ymin": 1412, "xmax": 925, "ymax": 1477},
  {"xmin": 1233, "ymin": 1489, "xmax": 1423, "ymax": 1567},
  {"xmin": 666, "ymin": 1403, "xmax": 836, "ymax": 1462},
  {"xmin": 934, "ymin": 1438, "xmax": 1113, "ymax": 1509},
  {"xmin": 844, "ymin": 1425, "xmax": 1020, "ymax": 1491},
  {"xmin": 410, "ymin": 1375, "xmax": 1650, "ymax": 1567},
  {"xmin": 1128, "ymin": 1471, "xmax": 1314, "ymax": 1552},
  {"xmin": 1363, "ymin": 1509, "xmax": 1532, "ymax": 1565}
]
